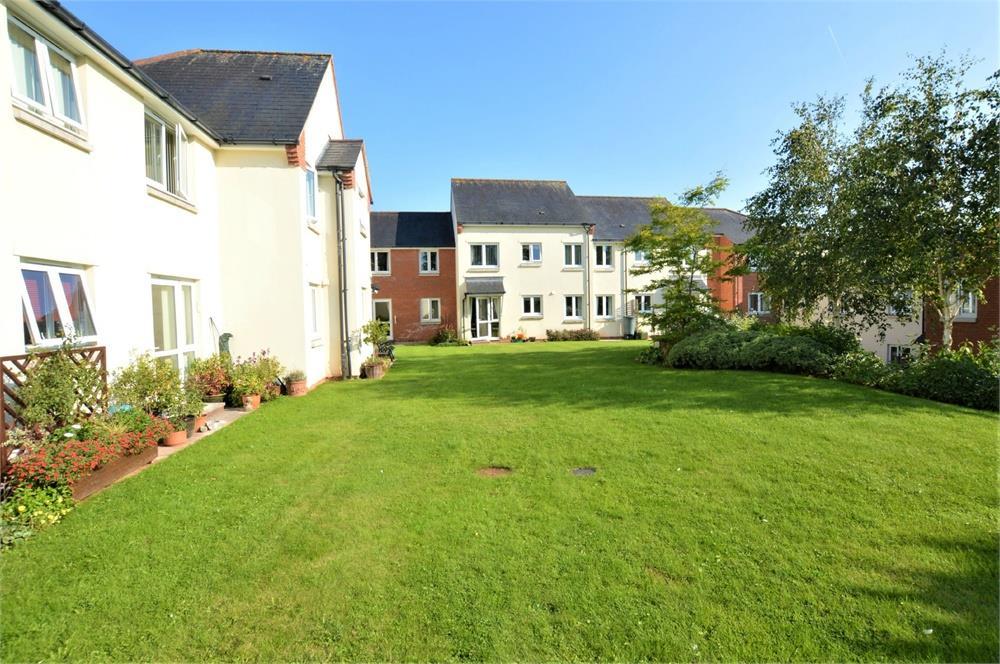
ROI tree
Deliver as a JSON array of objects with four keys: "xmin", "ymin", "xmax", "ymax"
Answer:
[{"xmin": 625, "ymin": 173, "xmax": 731, "ymax": 343}]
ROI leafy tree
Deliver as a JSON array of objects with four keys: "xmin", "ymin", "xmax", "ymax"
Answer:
[{"xmin": 626, "ymin": 174, "xmax": 731, "ymax": 343}]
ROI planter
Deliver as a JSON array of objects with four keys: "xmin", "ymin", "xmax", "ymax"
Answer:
[
  {"xmin": 242, "ymin": 394, "xmax": 261, "ymax": 410},
  {"xmin": 162, "ymin": 429, "xmax": 188, "ymax": 447},
  {"xmin": 288, "ymin": 379, "xmax": 308, "ymax": 397},
  {"xmin": 186, "ymin": 414, "xmax": 208, "ymax": 437},
  {"xmin": 70, "ymin": 445, "xmax": 157, "ymax": 501},
  {"xmin": 203, "ymin": 393, "xmax": 226, "ymax": 403},
  {"xmin": 364, "ymin": 363, "xmax": 386, "ymax": 380}
]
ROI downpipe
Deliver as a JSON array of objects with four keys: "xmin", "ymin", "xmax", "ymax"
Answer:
[{"xmin": 334, "ymin": 173, "xmax": 352, "ymax": 378}]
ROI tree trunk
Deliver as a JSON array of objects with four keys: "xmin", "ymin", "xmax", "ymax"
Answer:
[{"xmin": 941, "ymin": 309, "xmax": 955, "ymax": 350}]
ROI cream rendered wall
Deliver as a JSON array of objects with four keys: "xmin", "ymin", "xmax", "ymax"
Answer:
[{"xmin": 0, "ymin": 3, "xmax": 223, "ymax": 371}]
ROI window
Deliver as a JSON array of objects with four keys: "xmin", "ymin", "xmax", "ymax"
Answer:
[
  {"xmin": 145, "ymin": 111, "xmax": 187, "ymax": 197},
  {"xmin": 470, "ymin": 243, "xmax": 499, "ymax": 268},
  {"xmin": 748, "ymin": 292, "xmax": 770, "ymax": 315},
  {"xmin": 420, "ymin": 298, "xmax": 441, "ymax": 323},
  {"xmin": 521, "ymin": 243, "xmax": 542, "ymax": 263},
  {"xmin": 370, "ymin": 250, "xmax": 390, "ymax": 274},
  {"xmin": 8, "ymin": 17, "xmax": 83, "ymax": 127},
  {"xmin": 957, "ymin": 287, "xmax": 978, "ymax": 320},
  {"xmin": 888, "ymin": 345, "xmax": 913, "ymax": 365},
  {"xmin": 419, "ymin": 249, "xmax": 439, "ymax": 274},
  {"xmin": 595, "ymin": 295, "xmax": 614, "ymax": 319},
  {"xmin": 305, "ymin": 170, "xmax": 317, "ymax": 221},
  {"xmin": 564, "ymin": 244, "xmax": 583, "ymax": 268},
  {"xmin": 522, "ymin": 295, "xmax": 542, "ymax": 317},
  {"xmin": 595, "ymin": 244, "xmax": 614, "ymax": 268},
  {"xmin": 633, "ymin": 249, "xmax": 648, "ymax": 264},
  {"xmin": 150, "ymin": 278, "xmax": 196, "ymax": 373},
  {"xmin": 309, "ymin": 286, "xmax": 320, "ymax": 336},
  {"xmin": 564, "ymin": 295, "xmax": 583, "ymax": 320},
  {"xmin": 635, "ymin": 294, "xmax": 653, "ymax": 314},
  {"xmin": 20, "ymin": 263, "xmax": 97, "ymax": 345}
]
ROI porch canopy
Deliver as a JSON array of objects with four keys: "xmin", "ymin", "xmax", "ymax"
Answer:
[{"xmin": 465, "ymin": 277, "xmax": 505, "ymax": 296}]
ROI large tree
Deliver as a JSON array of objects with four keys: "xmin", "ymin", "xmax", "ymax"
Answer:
[
  {"xmin": 745, "ymin": 54, "xmax": 999, "ymax": 348},
  {"xmin": 626, "ymin": 174, "xmax": 731, "ymax": 342}
]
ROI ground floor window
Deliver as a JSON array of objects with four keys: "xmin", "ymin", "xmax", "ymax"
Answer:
[
  {"xmin": 309, "ymin": 285, "xmax": 322, "ymax": 338},
  {"xmin": 522, "ymin": 295, "xmax": 542, "ymax": 316},
  {"xmin": 565, "ymin": 295, "xmax": 582, "ymax": 320},
  {"xmin": 374, "ymin": 299, "xmax": 393, "ymax": 339},
  {"xmin": 595, "ymin": 295, "xmax": 613, "ymax": 319},
  {"xmin": 635, "ymin": 294, "xmax": 652, "ymax": 314},
  {"xmin": 420, "ymin": 298, "xmax": 441, "ymax": 323},
  {"xmin": 748, "ymin": 292, "xmax": 770, "ymax": 315},
  {"xmin": 887, "ymin": 344, "xmax": 913, "ymax": 365},
  {"xmin": 151, "ymin": 277, "xmax": 196, "ymax": 373},
  {"xmin": 20, "ymin": 261, "xmax": 98, "ymax": 346}
]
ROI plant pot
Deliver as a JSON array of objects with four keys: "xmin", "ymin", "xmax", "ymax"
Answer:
[
  {"xmin": 162, "ymin": 429, "xmax": 188, "ymax": 447},
  {"xmin": 288, "ymin": 379, "xmax": 308, "ymax": 396},
  {"xmin": 364, "ymin": 363, "xmax": 386, "ymax": 380},
  {"xmin": 186, "ymin": 414, "xmax": 208, "ymax": 436},
  {"xmin": 204, "ymin": 393, "xmax": 226, "ymax": 403},
  {"xmin": 242, "ymin": 394, "xmax": 261, "ymax": 410}
]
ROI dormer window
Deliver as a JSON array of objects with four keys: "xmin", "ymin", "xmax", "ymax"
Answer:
[
  {"xmin": 145, "ymin": 110, "xmax": 188, "ymax": 198},
  {"xmin": 8, "ymin": 16, "xmax": 84, "ymax": 128}
]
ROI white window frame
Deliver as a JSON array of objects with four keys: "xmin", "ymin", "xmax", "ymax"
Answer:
[
  {"xmin": 521, "ymin": 243, "xmax": 542, "ymax": 264},
  {"xmin": 144, "ymin": 109, "xmax": 188, "ymax": 198},
  {"xmin": 633, "ymin": 249, "xmax": 649, "ymax": 265},
  {"xmin": 748, "ymin": 292, "xmax": 770, "ymax": 315},
  {"xmin": 150, "ymin": 276, "xmax": 197, "ymax": 374},
  {"xmin": 595, "ymin": 244, "xmax": 614, "ymax": 268},
  {"xmin": 595, "ymin": 295, "xmax": 614, "ymax": 319},
  {"xmin": 373, "ymin": 299, "xmax": 393, "ymax": 340},
  {"xmin": 309, "ymin": 285, "xmax": 321, "ymax": 338},
  {"xmin": 19, "ymin": 262, "xmax": 99, "ymax": 347},
  {"xmin": 419, "ymin": 249, "xmax": 439, "ymax": 275},
  {"xmin": 635, "ymin": 294, "xmax": 653, "ymax": 314},
  {"xmin": 420, "ymin": 297, "xmax": 442, "ymax": 324},
  {"xmin": 887, "ymin": 344, "xmax": 913, "ymax": 365},
  {"xmin": 522, "ymin": 295, "xmax": 542, "ymax": 317},
  {"xmin": 8, "ymin": 16, "xmax": 86, "ymax": 130},
  {"xmin": 470, "ymin": 243, "xmax": 499, "ymax": 268},
  {"xmin": 564, "ymin": 295, "xmax": 583, "ymax": 320},
  {"xmin": 304, "ymin": 169, "xmax": 317, "ymax": 223},
  {"xmin": 371, "ymin": 250, "xmax": 391, "ymax": 275},
  {"xmin": 956, "ymin": 287, "xmax": 978, "ymax": 321},
  {"xmin": 563, "ymin": 243, "xmax": 583, "ymax": 268}
]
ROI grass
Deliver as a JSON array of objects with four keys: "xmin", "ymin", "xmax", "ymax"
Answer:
[{"xmin": 2, "ymin": 342, "xmax": 997, "ymax": 661}]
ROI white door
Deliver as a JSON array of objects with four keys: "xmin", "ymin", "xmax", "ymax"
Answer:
[
  {"xmin": 151, "ymin": 278, "xmax": 197, "ymax": 374},
  {"xmin": 474, "ymin": 297, "xmax": 500, "ymax": 340},
  {"xmin": 374, "ymin": 299, "xmax": 393, "ymax": 340}
]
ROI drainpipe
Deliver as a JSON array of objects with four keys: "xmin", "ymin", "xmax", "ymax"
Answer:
[
  {"xmin": 582, "ymin": 224, "xmax": 592, "ymax": 329},
  {"xmin": 621, "ymin": 246, "xmax": 628, "ymax": 337},
  {"xmin": 334, "ymin": 172, "xmax": 352, "ymax": 378}
]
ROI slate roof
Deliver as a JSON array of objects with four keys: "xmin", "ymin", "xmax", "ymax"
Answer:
[
  {"xmin": 136, "ymin": 49, "xmax": 331, "ymax": 144},
  {"xmin": 370, "ymin": 212, "xmax": 455, "ymax": 248},
  {"xmin": 578, "ymin": 196, "xmax": 752, "ymax": 243},
  {"xmin": 317, "ymin": 140, "xmax": 364, "ymax": 170},
  {"xmin": 466, "ymin": 277, "xmax": 506, "ymax": 295},
  {"xmin": 452, "ymin": 179, "xmax": 591, "ymax": 226}
]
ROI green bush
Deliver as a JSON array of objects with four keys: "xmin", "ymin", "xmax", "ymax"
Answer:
[
  {"xmin": 636, "ymin": 344, "xmax": 663, "ymax": 365},
  {"xmin": 110, "ymin": 354, "xmax": 184, "ymax": 417},
  {"xmin": 667, "ymin": 329, "xmax": 757, "ymax": 369},
  {"xmin": 230, "ymin": 350, "xmax": 284, "ymax": 401},
  {"xmin": 185, "ymin": 354, "xmax": 231, "ymax": 399},
  {"xmin": 832, "ymin": 350, "xmax": 894, "ymax": 387},
  {"xmin": 887, "ymin": 348, "xmax": 999, "ymax": 411},
  {"xmin": 18, "ymin": 341, "xmax": 104, "ymax": 431},
  {"xmin": 789, "ymin": 322, "xmax": 862, "ymax": 355},
  {"xmin": 429, "ymin": 327, "xmax": 460, "ymax": 345},
  {"xmin": 737, "ymin": 335, "xmax": 837, "ymax": 376},
  {"xmin": 1, "ymin": 484, "xmax": 74, "ymax": 550},
  {"xmin": 545, "ymin": 329, "xmax": 600, "ymax": 341}
]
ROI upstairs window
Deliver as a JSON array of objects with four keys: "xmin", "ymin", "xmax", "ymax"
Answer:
[
  {"xmin": 633, "ymin": 249, "xmax": 648, "ymax": 264},
  {"xmin": 748, "ymin": 292, "xmax": 770, "ymax": 315},
  {"xmin": 419, "ymin": 250, "xmax": 439, "ymax": 274},
  {"xmin": 564, "ymin": 244, "xmax": 583, "ymax": 267},
  {"xmin": 8, "ymin": 17, "xmax": 83, "ymax": 127},
  {"xmin": 20, "ymin": 262, "xmax": 97, "ymax": 345},
  {"xmin": 595, "ymin": 244, "xmax": 614, "ymax": 267},
  {"xmin": 305, "ymin": 170, "xmax": 317, "ymax": 221},
  {"xmin": 521, "ymin": 243, "xmax": 542, "ymax": 263},
  {"xmin": 470, "ymin": 243, "xmax": 499, "ymax": 268},
  {"xmin": 371, "ymin": 250, "xmax": 390, "ymax": 274},
  {"xmin": 957, "ymin": 286, "xmax": 978, "ymax": 320},
  {"xmin": 145, "ymin": 111, "xmax": 187, "ymax": 197}
]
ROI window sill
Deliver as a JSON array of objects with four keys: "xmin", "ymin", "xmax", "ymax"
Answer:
[
  {"xmin": 147, "ymin": 185, "xmax": 197, "ymax": 214},
  {"xmin": 955, "ymin": 315, "xmax": 978, "ymax": 323},
  {"xmin": 418, "ymin": 272, "xmax": 440, "ymax": 276},
  {"xmin": 468, "ymin": 267, "xmax": 499, "ymax": 273},
  {"xmin": 372, "ymin": 271, "xmax": 391, "ymax": 277},
  {"xmin": 420, "ymin": 320, "xmax": 442, "ymax": 325},
  {"xmin": 562, "ymin": 266, "xmax": 583, "ymax": 272},
  {"xmin": 520, "ymin": 314, "xmax": 543, "ymax": 320},
  {"xmin": 310, "ymin": 337, "xmax": 324, "ymax": 348},
  {"xmin": 307, "ymin": 221, "xmax": 321, "ymax": 235},
  {"xmin": 562, "ymin": 318, "xmax": 583, "ymax": 324},
  {"xmin": 12, "ymin": 104, "xmax": 92, "ymax": 153},
  {"xmin": 749, "ymin": 311, "xmax": 770, "ymax": 317},
  {"xmin": 519, "ymin": 262, "xmax": 542, "ymax": 268},
  {"xmin": 594, "ymin": 266, "xmax": 614, "ymax": 272},
  {"xmin": 595, "ymin": 317, "xmax": 614, "ymax": 321}
]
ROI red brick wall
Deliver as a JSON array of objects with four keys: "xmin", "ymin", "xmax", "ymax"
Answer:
[
  {"xmin": 923, "ymin": 277, "xmax": 1000, "ymax": 349},
  {"xmin": 709, "ymin": 235, "xmax": 767, "ymax": 318},
  {"xmin": 372, "ymin": 248, "xmax": 457, "ymax": 342}
]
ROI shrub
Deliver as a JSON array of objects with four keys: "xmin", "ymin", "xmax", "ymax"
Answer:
[
  {"xmin": 1, "ymin": 484, "xmax": 73, "ymax": 550},
  {"xmin": 110, "ymin": 354, "xmax": 184, "ymax": 417},
  {"xmin": 887, "ymin": 347, "xmax": 999, "ymax": 411},
  {"xmin": 361, "ymin": 320, "xmax": 390, "ymax": 351},
  {"xmin": 230, "ymin": 351, "xmax": 284, "ymax": 401},
  {"xmin": 666, "ymin": 329, "xmax": 757, "ymax": 369},
  {"xmin": 18, "ymin": 341, "xmax": 104, "ymax": 431},
  {"xmin": 788, "ymin": 322, "xmax": 861, "ymax": 356},
  {"xmin": 430, "ymin": 327, "xmax": 460, "ymax": 345},
  {"xmin": 185, "ymin": 355, "xmax": 231, "ymax": 399},
  {"xmin": 737, "ymin": 335, "xmax": 836, "ymax": 376},
  {"xmin": 545, "ymin": 329, "xmax": 600, "ymax": 341},
  {"xmin": 832, "ymin": 350, "xmax": 894, "ymax": 387},
  {"xmin": 636, "ymin": 344, "xmax": 664, "ymax": 365}
]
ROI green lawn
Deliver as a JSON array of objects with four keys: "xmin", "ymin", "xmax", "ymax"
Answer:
[{"xmin": 2, "ymin": 342, "xmax": 997, "ymax": 661}]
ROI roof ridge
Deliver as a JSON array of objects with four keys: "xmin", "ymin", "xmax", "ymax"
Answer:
[
  {"xmin": 202, "ymin": 48, "xmax": 332, "ymax": 58},
  {"xmin": 134, "ymin": 48, "xmax": 204, "ymax": 66},
  {"xmin": 578, "ymin": 194, "xmax": 660, "ymax": 200},
  {"xmin": 452, "ymin": 178, "xmax": 568, "ymax": 185}
]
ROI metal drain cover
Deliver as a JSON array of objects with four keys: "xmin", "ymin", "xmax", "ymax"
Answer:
[{"xmin": 572, "ymin": 467, "xmax": 597, "ymax": 476}]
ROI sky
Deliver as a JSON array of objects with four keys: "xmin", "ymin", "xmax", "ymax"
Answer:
[{"xmin": 64, "ymin": 1, "xmax": 997, "ymax": 212}]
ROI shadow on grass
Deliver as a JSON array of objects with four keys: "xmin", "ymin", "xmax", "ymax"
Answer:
[
  {"xmin": 844, "ymin": 533, "xmax": 999, "ymax": 662},
  {"xmin": 377, "ymin": 343, "xmax": 994, "ymax": 420}
]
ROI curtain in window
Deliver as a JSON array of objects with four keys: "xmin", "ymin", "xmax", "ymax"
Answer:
[
  {"xmin": 22, "ymin": 269, "xmax": 62, "ymax": 339},
  {"xmin": 8, "ymin": 23, "xmax": 44, "ymax": 104},
  {"xmin": 48, "ymin": 50, "xmax": 80, "ymax": 122},
  {"xmin": 145, "ymin": 116, "xmax": 163, "ymax": 183},
  {"xmin": 59, "ymin": 273, "xmax": 96, "ymax": 336}
]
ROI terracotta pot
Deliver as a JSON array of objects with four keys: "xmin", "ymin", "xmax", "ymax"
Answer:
[
  {"xmin": 242, "ymin": 394, "xmax": 261, "ymax": 410},
  {"xmin": 365, "ymin": 363, "xmax": 386, "ymax": 380},
  {"xmin": 288, "ymin": 379, "xmax": 308, "ymax": 396},
  {"xmin": 162, "ymin": 429, "xmax": 188, "ymax": 447}
]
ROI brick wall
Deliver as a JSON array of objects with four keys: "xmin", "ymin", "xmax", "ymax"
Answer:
[
  {"xmin": 923, "ymin": 277, "xmax": 1000, "ymax": 348},
  {"xmin": 709, "ymin": 235, "xmax": 771, "ymax": 320},
  {"xmin": 372, "ymin": 248, "xmax": 457, "ymax": 342}
]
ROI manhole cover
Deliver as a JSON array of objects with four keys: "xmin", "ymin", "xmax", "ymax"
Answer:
[
  {"xmin": 572, "ymin": 467, "xmax": 597, "ymax": 476},
  {"xmin": 477, "ymin": 466, "xmax": 513, "ymax": 477}
]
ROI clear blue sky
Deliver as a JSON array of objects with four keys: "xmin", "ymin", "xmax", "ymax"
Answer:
[{"xmin": 65, "ymin": 1, "xmax": 997, "ymax": 212}]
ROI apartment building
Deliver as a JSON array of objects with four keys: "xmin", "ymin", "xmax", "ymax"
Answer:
[{"xmin": 1, "ymin": 0, "xmax": 374, "ymax": 384}]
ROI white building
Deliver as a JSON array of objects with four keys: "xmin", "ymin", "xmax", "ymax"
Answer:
[{"xmin": 1, "ymin": 0, "xmax": 374, "ymax": 385}]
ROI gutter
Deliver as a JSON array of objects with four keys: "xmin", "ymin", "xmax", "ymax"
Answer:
[{"xmin": 334, "ymin": 173, "xmax": 352, "ymax": 378}]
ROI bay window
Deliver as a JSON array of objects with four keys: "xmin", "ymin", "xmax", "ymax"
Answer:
[
  {"xmin": 145, "ymin": 110, "xmax": 188, "ymax": 198},
  {"xmin": 20, "ymin": 262, "xmax": 97, "ymax": 345},
  {"xmin": 8, "ymin": 17, "xmax": 84, "ymax": 127}
]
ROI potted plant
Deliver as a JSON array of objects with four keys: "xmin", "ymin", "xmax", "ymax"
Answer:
[
  {"xmin": 185, "ymin": 355, "xmax": 231, "ymax": 403},
  {"xmin": 360, "ymin": 320, "xmax": 391, "ymax": 363},
  {"xmin": 285, "ymin": 370, "xmax": 307, "ymax": 396},
  {"xmin": 230, "ymin": 356, "xmax": 266, "ymax": 410},
  {"xmin": 162, "ymin": 415, "xmax": 188, "ymax": 447},
  {"xmin": 362, "ymin": 356, "xmax": 390, "ymax": 380},
  {"xmin": 182, "ymin": 387, "xmax": 207, "ymax": 436}
]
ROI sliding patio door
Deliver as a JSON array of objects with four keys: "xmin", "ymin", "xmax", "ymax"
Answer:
[{"xmin": 151, "ymin": 278, "xmax": 197, "ymax": 373}]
